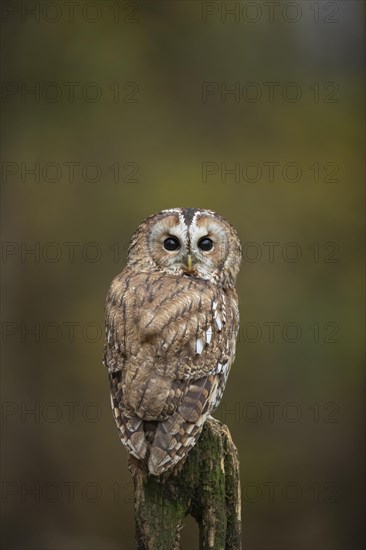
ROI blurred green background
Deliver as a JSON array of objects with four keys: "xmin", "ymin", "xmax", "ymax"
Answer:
[{"xmin": 1, "ymin": 1, "xmax": 364, "ymax": 548}]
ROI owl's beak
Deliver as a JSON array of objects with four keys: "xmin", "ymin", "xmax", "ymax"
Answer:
[
  {"xmin": 182, "ymin": 254, "xmax": 195, "ymax": 276},
  {"xmin": 187, "ymin": 254, "xmax": 193, "ymax": 271}
]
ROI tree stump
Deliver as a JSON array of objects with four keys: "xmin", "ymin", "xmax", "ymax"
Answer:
[{"xmin": 128, "ymin": 417, "xmax": 241, "ymax": 550}]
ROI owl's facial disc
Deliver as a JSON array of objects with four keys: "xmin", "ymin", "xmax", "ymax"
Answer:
[
  {"xmin": 128, "ymin": 208, "xmax": 241, "ymax": 287},
  {"xmin": 155, "ymin": 210, "xmax": 230, "ymax": 280}
]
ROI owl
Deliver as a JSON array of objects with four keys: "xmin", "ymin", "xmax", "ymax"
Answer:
[{"xmin": 103, "ymin": 207, "xmax": 241, "ymax": 476}]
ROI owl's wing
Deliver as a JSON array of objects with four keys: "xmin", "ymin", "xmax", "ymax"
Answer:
[
  {"xmin": 104, "ymin": 269, "xmax": 239, "ymax": 474},
  {"xmin": 148, "ymin": 364, "xmax": 230, "ymax": 475}
]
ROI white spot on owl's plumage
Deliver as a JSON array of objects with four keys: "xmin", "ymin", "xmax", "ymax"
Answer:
[
  {"xmin": 205, "ymin": 328, "xmax": 213, "ymax": 344},
  {"xmin": 211, "ymin": 360, "xmax": 229, "ymax": 376},
  {"xmin": 215, "ymin": 310, "xmax": 223, "ymax": 331},
  {"xmin": 196, "ymin": 338, "xmax": 204, "ymax": 355}
]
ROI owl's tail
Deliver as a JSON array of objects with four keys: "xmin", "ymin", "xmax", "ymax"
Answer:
[{"xmin": 147, "ymin": 374, "xmax": 217, "ymax": 475}]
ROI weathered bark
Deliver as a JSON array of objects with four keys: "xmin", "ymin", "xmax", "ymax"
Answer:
[{"xmin": 128, "ymin": 417, "xmax": 241, "ymax": 550}]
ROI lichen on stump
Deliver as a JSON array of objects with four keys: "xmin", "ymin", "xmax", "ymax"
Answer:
[{"xmin": 129, "ymin": 417, "xmax": 241, "ymax": 550}]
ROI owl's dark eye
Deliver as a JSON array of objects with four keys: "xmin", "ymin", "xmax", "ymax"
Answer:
[
  {"xmin": 163, "ymin": 237, "xmax": 181, "ymax": 251},
  {"xmin": 198, "ymin": 237, "xmax": 213, "ymax": 251}
]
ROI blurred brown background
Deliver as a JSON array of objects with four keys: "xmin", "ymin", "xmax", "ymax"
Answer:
[{"xmin": 1, "ymin": 1, "xmax": 364, "ymax": 549}]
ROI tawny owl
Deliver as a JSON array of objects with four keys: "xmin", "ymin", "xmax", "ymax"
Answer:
[{"xmin": 103, "ymin": 208, "xmax": 241, "ymax": 475}]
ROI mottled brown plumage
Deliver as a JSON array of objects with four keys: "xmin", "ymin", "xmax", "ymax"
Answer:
[{"xmin": 104, "ymin": 208, "xmax": 241, "ymax": 475}]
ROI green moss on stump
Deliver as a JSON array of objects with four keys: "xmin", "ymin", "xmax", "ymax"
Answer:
[{"xmin": 129, "ymin": 417, "xmax": 241, "ymax": 550}]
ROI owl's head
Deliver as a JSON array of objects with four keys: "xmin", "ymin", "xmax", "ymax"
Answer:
[{"xmin": 127, "ymin": 208, "xmax": 242, "ymax": 288}]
